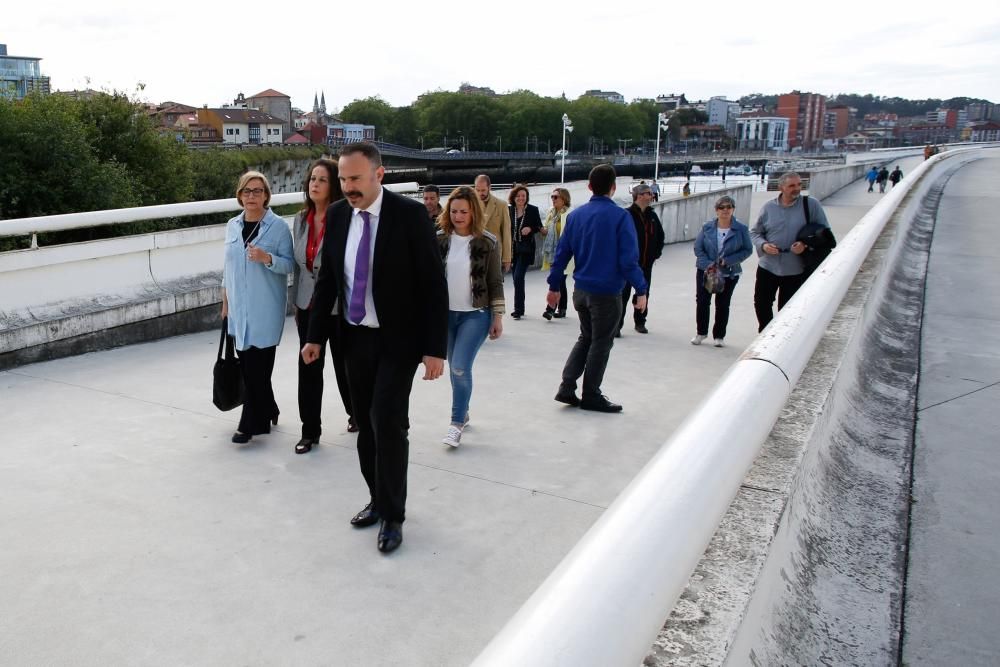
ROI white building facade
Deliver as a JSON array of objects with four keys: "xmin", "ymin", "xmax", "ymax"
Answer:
[{"xmin": 735, "ymin": 116, "xmax": 790, "ymax": 151}]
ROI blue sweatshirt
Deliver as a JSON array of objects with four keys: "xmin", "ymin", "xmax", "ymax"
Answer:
[{"xmin": 547, "ymin": 195, "xmax": 648, "ymax": 296}]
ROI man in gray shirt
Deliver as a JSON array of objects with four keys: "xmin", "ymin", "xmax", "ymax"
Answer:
[{"xmin": 750, "ymin": 172, "xmax": 830, "ymax": 331}]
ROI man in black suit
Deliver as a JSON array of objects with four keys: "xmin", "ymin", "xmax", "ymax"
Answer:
[{"xmin": 302, "ymin": 142, "xmax": 448, "ymax": 554}]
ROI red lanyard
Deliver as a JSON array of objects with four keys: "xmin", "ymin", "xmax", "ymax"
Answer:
[{"xmin": 305, "ymin": 209, "xmax": 326, "ymax": 272}]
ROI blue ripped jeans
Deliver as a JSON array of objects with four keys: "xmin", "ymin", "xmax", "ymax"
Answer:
[{"xmin": 447, "ymin": 309, "xmax": 492, "ymax": 424}]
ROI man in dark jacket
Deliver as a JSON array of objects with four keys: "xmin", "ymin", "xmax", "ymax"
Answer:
[{"xmin": 618, "ymin": 183, "xmax": 665, "ymax": 335}]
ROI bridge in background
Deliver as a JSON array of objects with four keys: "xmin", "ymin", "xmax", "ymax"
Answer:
[{"xmin": 1, "ymin": 147, "xmax": 998, "ymax": 665}]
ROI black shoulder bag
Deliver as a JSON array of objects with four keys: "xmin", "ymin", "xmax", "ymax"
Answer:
[{"xmin": 212, "ymin": 317, "xmax": 244, "ymax": 411}]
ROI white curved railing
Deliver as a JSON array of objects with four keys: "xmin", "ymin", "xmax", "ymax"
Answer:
[{"xmin": 471, "ymin": 146, "xmax": 994, "ymax": 666}]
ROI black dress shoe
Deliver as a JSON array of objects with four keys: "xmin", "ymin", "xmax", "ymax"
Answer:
[
  {"xmin": 553, "ymin": 310, "xmax": 567, "ymax": 318},
  {"xmin": 635, "ymin": 324, "xmax": 649, "ymax": 334},
  {"xmin": 377, "ymin": 519, "xmax": 403, "ymax": 553},
  {"xmin": 231, "ymin": 431, "xmax": 252, "ymax": 444},
  {"xmin": 542, "ymin": 308, "xmax": 554, "ymax": 321},
  {"xmin": 294, "ymin": 437, "xmax": 318, "ymax": 454},
  {"xmin": 554, "ymin": 388, "xmax": 581, "ymax": 406},
  {"xmin": 350, "ymin": 502, "xmax": 380, "ymax": 527},
  {"xmin": 347, "ymin": 417, "xmax": 358, "ymax": 433},
  {"xmin": 511, "ymin": 312, "xmax": 522, "ymax": 319},
  {"xmin": 579, "ymin": 395, "xmax": 623, "ymax": 413}
]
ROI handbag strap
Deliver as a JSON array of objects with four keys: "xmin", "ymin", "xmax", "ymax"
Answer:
[{"xmin": 218, "ymin": 317, "xmax": 233, "ymax": 362}]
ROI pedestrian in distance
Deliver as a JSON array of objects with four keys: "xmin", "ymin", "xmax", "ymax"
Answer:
[
  {"xmin": 877, "ymin": 166, "xmax": 889, "ymax": 193},
  {"xmin": 549, "ymin": 164, "xmax": 647, "ymax": 413},
  {"xmin": 617, "ymin": 183, "xmax": 664, "ymax": 336},
  {"xmin": 750, "ymin": 172, "xmax": 831, "ymax": 332},
  {"xmin": 301, "ymin": 143, "xmax": 448, "ymax": 554},
  {"xmin": 692, "ymin": 195, "xmax": 753, "ymax": 347},
  {"xmin": 889, "ymin": 166, "xmax": 903, "ymax": 187},
  {"xmin": 473, "ymin": 175, "xmax": 513, "ymax": 273},
  {"xmin": 649, "ymin": 180, "xmax": 660, "ymax": 202},
  {"xmin": 290, "ymin": 159, "xmax": 356, "ymax": 455},
  {"xmin": 507, "ymin": 184, "xmax": 543, "ymax": 320},
  {"xmin": 221, "ymin": 171, "xmax": 294, "ymax": 444},
  {"xmin": 423, "ymin": 184, "xmax": 443, "ymax": 222},
  {"xmin": 540, "ymin": 188, "xmax": 572, "ymax": 320},
  {"xmin": 435, "ymin": 186, "xmax": 505, "ymax": 448},
  {"xmin": 866, "ymin": 166, "xmax": 878, "ymax": 192}
]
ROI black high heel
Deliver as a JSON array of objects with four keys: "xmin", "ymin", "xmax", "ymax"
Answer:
[{"xmin": 271, "ymin": 413, "xmax": 279, "ymax": 426}]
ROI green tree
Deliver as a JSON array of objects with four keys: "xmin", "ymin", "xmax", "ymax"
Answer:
[
  {"xmin": 340, "ymin": 96, "xmax": 396, "ymax": 140},
  {"xmin": 667, "ymin": 108, "xmax": 708, "ymax": 142}
]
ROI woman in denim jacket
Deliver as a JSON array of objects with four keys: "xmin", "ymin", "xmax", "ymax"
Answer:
[
  {"xmin": 692, "ymin": 195, "xmax": 753, "ymax": 348},
  {"xmin": 221, "ymin": 171, "xmax": 294, "ymax": 443}
]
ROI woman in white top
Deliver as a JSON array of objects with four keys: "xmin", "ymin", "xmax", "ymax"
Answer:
[{"xmin": 434, "ymin": 186, "xmax": 505, "ymax": 448}]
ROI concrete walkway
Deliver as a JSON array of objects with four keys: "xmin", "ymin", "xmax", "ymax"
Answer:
[
  {"xmin": 901, "ymin": 156, "xmax": 1000, "ymax": 665},
  {"xmin": 0, "ymin": 164, "xmax": 916, "ymax": 666}
]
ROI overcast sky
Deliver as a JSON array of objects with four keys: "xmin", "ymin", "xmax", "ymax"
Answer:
[{"xmin": 8, "ymin": 0, "xmax": 1000, "ymax": 113}]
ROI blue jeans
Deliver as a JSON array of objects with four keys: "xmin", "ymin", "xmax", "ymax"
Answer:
[{"xmin": 447, "ymin": 309, "xmax": 492, "ymax": 424}]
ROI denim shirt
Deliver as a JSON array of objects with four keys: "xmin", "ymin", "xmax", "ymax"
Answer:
[
  {"xmin": 694, "ymin": 219, "xmax": 753, "ymax": 277},
  {"xmin": 222, "ymin": 208, "xmax": 294, "ymax": 350}
]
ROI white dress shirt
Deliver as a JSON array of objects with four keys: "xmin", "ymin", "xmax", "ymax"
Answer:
[{"xmin": 344, "ymin": 187, "xmax": 384, "ymax": 327}]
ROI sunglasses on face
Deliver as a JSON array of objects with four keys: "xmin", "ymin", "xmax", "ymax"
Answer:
[{"xmin": 716, "ymin": 205, "xmax": 734, "ymax": 210}]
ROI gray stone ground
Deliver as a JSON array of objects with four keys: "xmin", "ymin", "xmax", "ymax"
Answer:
[
  {"xmin": 0, "ymin": 173, "xmax": 921, "ymax": 666},
  {"xmin": 901, "ymin": 156, "xmax": 1000, "ymax": 665}
]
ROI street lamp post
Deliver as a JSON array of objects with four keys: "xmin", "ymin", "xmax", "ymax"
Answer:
[
  {"xmin": 561, "ymin": 113, "xmax": 573, "ymax": 183},
  {"xmin": 654, "ymin": 112, "xmax": 669, "ymax": 182}
]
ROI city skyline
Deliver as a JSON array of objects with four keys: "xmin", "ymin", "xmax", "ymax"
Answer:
[{"xmin": 7, "ymin": 0, "xmax": 1000, "ymax": 112}]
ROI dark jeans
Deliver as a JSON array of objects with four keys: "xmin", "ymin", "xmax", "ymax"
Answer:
[
  {"xmin": 343, "ymin": 325, "xmax": 418, "ymax": 523},
  {"xmin": 511, "ymin": 252, "xmax": 533, "ymax": 316},
  {"xmin": 619, "ymin": 266, "xmax": 653, "ymax": 331},
  {"xmin": 295, "ymin": 307, "xmax": 353, "ymax": 439},
  {"xmin": 695, "ymin": 270, "xmax": 740, "ymax": 339},
  {"xmin": 753, "ymin": 267, "xmax": 806, "ymax": 332},
  {"xmin": 236, "ymin": 345, "xmax": 278, "ymax": 435},
  {"xmin": 545, "ymin": 273, "xmax": 568, "ymax": 315},
  {"xmin": 560, "ymin": 290, "xmax": 622, "ymax": 400}
]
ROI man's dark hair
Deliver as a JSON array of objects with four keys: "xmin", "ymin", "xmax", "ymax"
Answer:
[
  {"xmin": 340, "ymin": 142, "xmax": 382, "ymax": 167},
  {"xmin": 424, "ymin": 184, "xmax": 440, "ymax": 195},
  {"xmin": 589, "ymin": 164, "xmax": 617, "ymax": 196}
]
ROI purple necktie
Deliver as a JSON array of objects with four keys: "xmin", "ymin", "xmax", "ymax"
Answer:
[{"xmin": 349, "ymin": 211, "xmax": 371, "ymax": 324}]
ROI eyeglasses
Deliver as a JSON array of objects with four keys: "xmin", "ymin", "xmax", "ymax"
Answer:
[
  {"xmin": 550, "ymin": 194, "xmax": 561, "ymax": 200},
  {"xmin": 241, "ymin": 187, "xmax": 265, "ymax": 196},
  {"xmin": 716, "ymin": 205, "xmax": 734, "ymax": 210}
]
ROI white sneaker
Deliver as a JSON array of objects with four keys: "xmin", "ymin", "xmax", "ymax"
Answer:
[
  {"xmin": 691, "ymin": 335, "xmax": 706, "ymax": 345},
  {"xmin": 442, "ymin": 424, "xmax": 464, "ymax": 448},
  {"xmin": 714, "ymin": 338, "xmax": 725, "ymax": 348}
]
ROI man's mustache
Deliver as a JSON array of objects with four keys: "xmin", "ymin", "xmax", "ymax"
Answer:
[{"xmin": 345, "ymin": 191, "xmax": 363, "ymax": 199}]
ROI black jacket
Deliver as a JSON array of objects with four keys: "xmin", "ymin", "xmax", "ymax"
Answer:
[
  {"xmin": 627, "ymin": 204, "xmax": 665, "ymax": 269},
  {"xmin": 307, "ymin": 188, "xmax": 449, "ymax": 362},
  {"xmin": 509, "ymin": 204, "xmax": 544, "ymax": 257},
  {"xmin": 796, "ymin": 221, "xmax": 837, "ymax": 275}
]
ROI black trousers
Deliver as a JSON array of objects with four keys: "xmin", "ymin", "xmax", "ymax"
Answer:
[
  {"xmin": 511, "ymin": 252, "xmax": 533, "ymax": 316},
  {"xmin": 619, "ymin": 265, "xmax": 653, "ymax": 331},
  {"xmin": 560, "ymin": 290, "xmax": 622, "ymax": 401},
  {"xmin": 343, "ymin": 325, "xmax": 418, "ymax": 523},
  {"xmin": 753, "ymin": 267, "xmax": 806, "ymax": 332},
  {"xmin": 695, "ymin": 270, "xmax": 740, "ymax": 339},
  {"xmin": 295, "ymin": 307, "xmax": 353, "ymax": 439},
  {"xmin": 236, "ymin": 345, "xmax": 278, "ymax": 435},
  {"xmin": 545, "ymin": 273, "xmax": 568, "ymax": 314}
]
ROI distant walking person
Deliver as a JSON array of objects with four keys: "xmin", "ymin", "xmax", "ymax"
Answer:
[
  {"xmin": 423, "ymin": 184, "xmax": 443, "ymax": 222},
  {"xmin": 507, "ymin": 184, "xmax": 543, "ymax": 319},
  {"xmin": 221, "ymin": 171, "xmax": 294, "ymax": 444},
  {"xmin": 866, "ymin": 166, "xmax": 878, "ymax": 192},
  {"xmin": 750, "ymin": 172, "xmax": 830, "ymax": 332},
  {"xmin": 436, "ymin": 187, "xmax": 505, "ymax": 447},
  {"xmin": 302, "ymin": 143, "xmax": 448, "ymax": 554},
  {"xmin": 291, "ymin": 159, "xmax": 355, "ymax": 455},
  {"xmin": 617, "ymin": 183, "xmax": 664, "ymax": 336},
  {"xmin": 877, "ymin": 166, "xmax": 889, "ymax": 193},
  {"xmin": 474, "ymin": 175, "xmax": 512, "ymax": 272},
  {"xmin": 692, "ymin": 195, "xmax": 753, "ymax": 347},
  {"xmin": 889, "ymin": 166, "xmax": 903, "ymax": 187},
  {"xmin": 549, "ymin": 164, "xmax": 647, "ymax": 413},
  {"xmin": 541, "ymin": 188, "xmax": 572, "ymax": 319},
  {"xmin": 649, "ymin": 180, "xmax": 660, "ymax": 202}
]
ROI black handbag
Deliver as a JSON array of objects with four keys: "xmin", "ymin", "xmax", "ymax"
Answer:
[{"xmin": 213, "ymin": 318, "xmax": 244, "ymax": 411}]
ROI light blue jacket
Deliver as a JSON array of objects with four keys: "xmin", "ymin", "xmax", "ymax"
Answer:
[
  {"xmin": 694, "ymin": 219, "xmax": 753, "ymax": 277},
  {"xmin": 222, "ymin": 208, "xmax": 294, "ymax": 350}
]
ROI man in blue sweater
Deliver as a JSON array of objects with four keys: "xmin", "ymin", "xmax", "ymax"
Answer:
[{"xmin": 547, "ymin": 164, "xmax": 648, "ymax": 413}]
